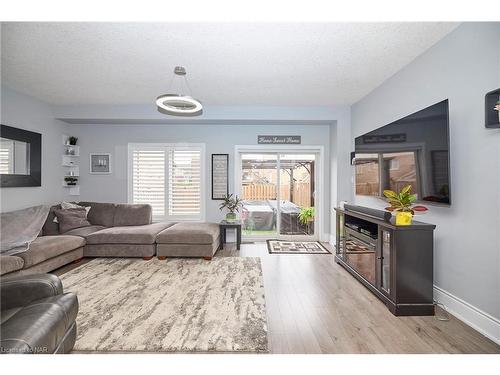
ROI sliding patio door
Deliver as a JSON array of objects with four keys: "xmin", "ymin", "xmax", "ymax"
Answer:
[
  {"xmin": 238, "ymin": 151, "xmax": 318, "ymax": 241},
  {"xmin": 278, "ymin": 154, "xmax": 316, "ymax": 240}
]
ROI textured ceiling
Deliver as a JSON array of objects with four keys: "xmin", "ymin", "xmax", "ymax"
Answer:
[{"xmin": 1, "ymin": 22, "xmax": 458, "ymax": 106}]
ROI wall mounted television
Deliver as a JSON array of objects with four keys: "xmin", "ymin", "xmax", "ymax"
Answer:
[{"xmin": 354, "ymin": 99, "xmax": 451, "ymax": 205}]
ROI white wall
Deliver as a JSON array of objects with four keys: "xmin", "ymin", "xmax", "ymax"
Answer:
[
  {"xmin": 351, "ymin": 23, "xmax": 500, "ymax": 340},
  {"xmin": 67, "ymin": 123, "xmax": 332, "ymax": 237},
  {"xmin": 0, "ymin": 86, "xmax": 68, "ymax": 212}
]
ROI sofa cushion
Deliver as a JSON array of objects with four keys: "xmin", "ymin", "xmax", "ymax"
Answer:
[
  {"xmin": 78, "ymin": 202, "xmax": 116, "ymax": 227},
  {"xmin": 63, "ymin": 225, "xmax": 106, "ymax": 238},
  {"xmin": 113, "ymin": 204, "xmax": 152, "ymax": 227},
  {"xmin": 0, "ymin": 256, "xmax": 25, "ymax": 276},
  {"xmin": 42, "ymin": 205, "xmax": 61, "ymax": 236},
  {"xmin": 54, "ymin": 208, "xmax": 91, "ymax": 234},
  {"xmin": 156, "ymin": 222, "xmax": 220, "ymax": 244},
  {"xmin": 17, "ymin": 236, "xmax": 85, "ymax": 268},
  {"xmin": 53, "ymin": 202, "xmax": 91, "ymax": 223},
  {"xmin": 85, "ymin": 222, "xmax": 175, "ymax": 245}
]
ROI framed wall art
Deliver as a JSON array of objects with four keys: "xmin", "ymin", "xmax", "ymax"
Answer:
[
  {"xmin": 89, "ymin": 153, "xmax": 112, "ymax": 174},
  {"xmin": 212, "ymin": 154, "xmax": 229, "ymax": 200}
]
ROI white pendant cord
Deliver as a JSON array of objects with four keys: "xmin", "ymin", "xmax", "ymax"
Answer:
[
  {"xmin": 183, "ymin": 75, "xmax": 195, "ymax": 98},
  {"xmin": 167, "ymin": 69, "xmax": 193, "ymax": 97}
]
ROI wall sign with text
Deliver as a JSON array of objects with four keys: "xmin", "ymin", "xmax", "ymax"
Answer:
[
  {"xmin": 362, "ymin": 133, "xmax": 407, "ymax": 144},
  {"xmin": 212, "ymin": 154, "xmax": 229, "ymax": 200},
  {"xmin": 257, "ymin": 135, "xmax": 301, "ymax": 144}
]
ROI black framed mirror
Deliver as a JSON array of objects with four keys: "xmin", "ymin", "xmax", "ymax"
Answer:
[{"xmin": 0, "ymin": 124, "xmax": 42, "ymax": 187}]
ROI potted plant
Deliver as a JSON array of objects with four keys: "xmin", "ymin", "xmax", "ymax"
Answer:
[
  {"xmin": 219, "ymin": 194, "xmax": 243, "ymax": 222},
  {"xmin": 64, "ymin": 176, "xmax": 78, "ymax": 186},
  {"xmin": 494, "ymin": 100, "xmax": 500, "ymax": 122},
  {"xmin": 298, "ymin": 207, "xmax": 314, "ymax": 234},
  {"xmin": 68, "ymin": 136, "xmax": 78, "ymax": 146},
  {"xmin": 383, "ymin": 185, "xmax": 427, "ymax": 226}
]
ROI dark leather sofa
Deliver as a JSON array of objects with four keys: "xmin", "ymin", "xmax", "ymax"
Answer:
[{"xmin": 0, "ymin": 273, "xmax": 78, "ymax": 354}]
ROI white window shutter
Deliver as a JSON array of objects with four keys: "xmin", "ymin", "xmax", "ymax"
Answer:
[
  {"xmin": 131, "ymin": 149, "xmax": 166, "ymax": 219},
  {"xmin": 0, "ymin": 140, "xmax": 14, "ymax": 174},
  {"xmin": 168, "ymin": 148, "xmax": 202, "ymax": 220}
]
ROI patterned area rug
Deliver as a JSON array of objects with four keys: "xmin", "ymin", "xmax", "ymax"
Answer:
[
  {"xmin": 267, "ymin": 240, "xmax": 330, "ymax": 254},
  {"xmin": 60, "ymin": 257, "xmax": 268, "ymax": 353}
]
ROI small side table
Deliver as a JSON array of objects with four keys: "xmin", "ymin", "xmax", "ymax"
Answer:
[{"xmin": 219, "ymin": 220, "xmax": 242, "ymax": 250}]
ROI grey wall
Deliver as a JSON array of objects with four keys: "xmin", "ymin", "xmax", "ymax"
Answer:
[
  {"xmin": 67, "ymin": 123, "xmax": 332, "ymax": 237},
  {"xmin": 351, "ymin": 23, "xmax": 500, "ymax": 319},
  {"xmin": 0, "ymin": 87, "xmax": 68, "ymax": 212}
]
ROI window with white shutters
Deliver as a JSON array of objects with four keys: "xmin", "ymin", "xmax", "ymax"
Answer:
[
  {"xmin": 168, "ymin": 148, "xmax": 202, "ymax": 219},
  {"xmin": 131, "ymin": 148, "xmax": 166, "ymax": 219},
  {"xmin": 128, "ymin": 144, "xmax": 204, "ymax": 221}
]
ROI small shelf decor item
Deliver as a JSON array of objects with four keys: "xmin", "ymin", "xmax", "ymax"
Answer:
[
  {"xmin": 383, "ymin": 185, "xmax": 428, "ymax": 226},
  {"xmin": 89, "ymin": 153, "xmax": 112, "ymax": 174},
  {"xmin": 64, "ymin": 176, "xmax": 78, "ymax": 186},
  {"xmin": 212, "ymin": 154, "xmax": 229, "ymax": 200},
  {"xmin": 219, "ymin": 194, "xmax": 243, "ymax": 222},
  {"xmin": 68, "ymin": 136, "xmax": 78, "ymax": 145},
  {"xmin": 485, "ymin": 88, "xmax": 500, "ymax": 128}
]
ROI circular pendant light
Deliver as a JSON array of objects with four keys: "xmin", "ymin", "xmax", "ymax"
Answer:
[{"xmin": 156, "ymin": 66, "xmax": 203, "ymax": 116}]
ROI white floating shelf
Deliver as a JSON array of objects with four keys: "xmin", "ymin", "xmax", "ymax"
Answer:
[
  {"xmin": 62, "ymin": 134, "xmax": 80, "ymax": 196},
  {"xmin": 67, "ymin": 186, "xmax": 80, "ymax": 196}
]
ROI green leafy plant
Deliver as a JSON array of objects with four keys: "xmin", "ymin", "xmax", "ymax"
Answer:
[
  {"xmin": 64, "ymin": 176, "xmax": 78, "ymax": 186},
  {"xmin": 383, "ymin": 185, "xmax": 427, "ymax": 214},
  {"xmin": 218, "ymin": 194, "xmax": 243, "ymax": 214},
  {"xmin": 298, "ymin": 207, "xmax": 315, "ymax": 225},
  {"xmin": 68, "ymin": 136, "xmax": 78, "ymax": 145},
  {"xmin": 298, "ymin": 207, "xmax": 315, "ymax": 234}
]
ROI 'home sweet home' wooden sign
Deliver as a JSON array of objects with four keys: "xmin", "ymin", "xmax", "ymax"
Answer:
[{"xmin": 257, "ymin": 135, "xmax": 301, "ymax": 144}]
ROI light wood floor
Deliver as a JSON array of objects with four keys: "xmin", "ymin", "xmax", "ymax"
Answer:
[{"xmin": 57, "ymin": 242, "xmax": 500, "ymax": 354}]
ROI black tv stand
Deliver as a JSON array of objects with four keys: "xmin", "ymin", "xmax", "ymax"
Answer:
[{"xmin": 335, "ymin": 207, "xmax": 436, "ymax": 316}]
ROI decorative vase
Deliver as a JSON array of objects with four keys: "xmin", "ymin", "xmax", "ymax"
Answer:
[
  {"xmin": 395, "ymin": 211, "xmax": 413, "ymax": 226},
  {"xmin": 226, "ymin": 212, "xmax": 236, "ymax": 222}
]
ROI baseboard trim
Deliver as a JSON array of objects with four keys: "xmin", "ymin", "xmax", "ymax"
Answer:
[{"xmin": 433, "ymin": 285, "xmax": 500, "ymax": 345}]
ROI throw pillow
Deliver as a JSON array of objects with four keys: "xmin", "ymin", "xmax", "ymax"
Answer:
[
  {"xmin": 54, "ymin": 208, "xmax": 91, "ymax": 234},
  {"xmin": 53, "ymin": 201, "xmax": 91, "ymax": 223}
]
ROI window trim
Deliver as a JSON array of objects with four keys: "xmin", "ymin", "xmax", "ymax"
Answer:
[{"xmin": 127, "ymin": 143, "xmax": 206, "ymax": 222}]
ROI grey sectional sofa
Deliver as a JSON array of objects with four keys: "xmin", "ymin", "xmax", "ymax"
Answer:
[{"xmin": 0, "ymin": 202, "xmax": 221, "ymax": 278}]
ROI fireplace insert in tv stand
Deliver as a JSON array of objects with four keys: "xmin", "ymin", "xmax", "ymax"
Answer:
[{"xmin": 335, "ymin": 207, "xmax": 436, "ymax": 316}]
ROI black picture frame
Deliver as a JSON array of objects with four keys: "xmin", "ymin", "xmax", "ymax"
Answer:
[
  {"xmin": 0, "ymin": 124, "xmax": 42, "ymax": 187},
  {"xmin": 211, "ymin": 154, "xmax": 229, "ymax": 200}
]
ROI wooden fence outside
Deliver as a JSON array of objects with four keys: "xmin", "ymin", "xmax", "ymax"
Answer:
[{"xmin": 242, "ymin": 183, "xmax": 312, "ymax": 208}]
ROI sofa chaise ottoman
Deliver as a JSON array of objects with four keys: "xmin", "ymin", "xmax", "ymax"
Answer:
[
  {"xmin": 84, "ymin": 222, "xmax": 175, "ymax": 258},
  {"xmin": 156, "ymin": 222, "xmax": 220, "ymax": 260}
]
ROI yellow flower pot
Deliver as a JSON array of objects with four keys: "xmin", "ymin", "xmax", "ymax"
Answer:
[{"xmin": 395, "ymin": 211, "xmax": 413, "ymax": 226}]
